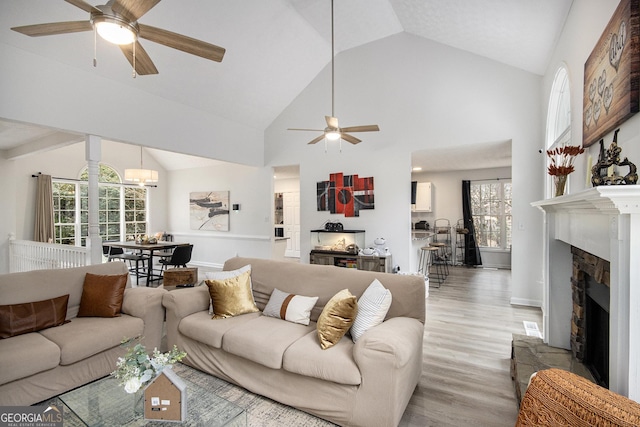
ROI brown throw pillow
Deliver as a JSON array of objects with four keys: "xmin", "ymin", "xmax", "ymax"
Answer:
[
  {"xmin": 77, "ymin": 273, "xmax": 128, "ymax": 318},
  {"xmin": 0, "ymin": 294, "xmax": 69, "ymax": 339},
  {"xmin": 205, "ymin": 269, "xmax": 259, "ymax": 319},
  {"xmin": 317, "ymin": 289, "xmax": 358, "ymax": 350}
]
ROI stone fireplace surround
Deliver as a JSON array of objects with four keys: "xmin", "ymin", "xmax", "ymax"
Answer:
[
  {"xmin": 533, "ymin": 186, "xmax": 640, "ymax": 401},
  {"xmin": 570, "ymin": 246, "xmax": 610, "ymax": 380}
]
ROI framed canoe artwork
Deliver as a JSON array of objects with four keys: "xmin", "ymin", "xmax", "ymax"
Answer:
[{"xmin": 583, "ymin": 0, "xmax": 640, "ymax": 147}]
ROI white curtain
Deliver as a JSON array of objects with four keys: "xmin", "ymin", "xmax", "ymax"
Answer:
[{"xmin": 34, "ymin": 174, "xmax": 54, "ymax": 243}]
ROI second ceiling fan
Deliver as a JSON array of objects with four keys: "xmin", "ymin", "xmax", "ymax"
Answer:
[{"xmin": 288, "ymin": 0, "xmax": 379, "ymax": 149}]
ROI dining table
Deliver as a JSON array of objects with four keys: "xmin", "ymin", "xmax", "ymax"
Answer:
[{"xmin": 103, "ymin": 240, "xmax": 188, "ymax": 286}]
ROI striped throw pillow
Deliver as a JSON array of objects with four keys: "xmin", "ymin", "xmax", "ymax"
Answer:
[
  {"xmin": 350, "ymin": 279, "xmax": 392, "ymax": 342},
  {"xmin": 263, "ymin": 288, "xmax": 319, "ymax": 325}
]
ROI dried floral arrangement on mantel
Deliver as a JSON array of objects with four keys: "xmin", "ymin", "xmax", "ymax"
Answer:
[{"xmin": 591, "ymin": 128, "xmax": 637, "ymax": 186}]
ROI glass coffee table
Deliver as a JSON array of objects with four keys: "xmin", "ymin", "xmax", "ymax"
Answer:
[{"xmin": 59, "ymin": 372, "xmax": 246, "ymax": 426}]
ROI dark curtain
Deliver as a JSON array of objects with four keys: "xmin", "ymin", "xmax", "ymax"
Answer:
[{"xmin": 462, "ymin": 180, "xmax": 482, "ymax": 266}]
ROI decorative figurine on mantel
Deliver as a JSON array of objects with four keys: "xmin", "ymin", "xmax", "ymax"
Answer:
[{"xmin": 591, "ymin": 129, "xmax": 638, "ymax": 186}]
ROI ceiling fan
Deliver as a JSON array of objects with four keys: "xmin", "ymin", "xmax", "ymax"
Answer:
[
  {"xmin": 11, "ymin": 0, "xmax": 225, "ymax": 76},
  {"xmin": 288, "ymin": 0, "xmax": 379, "ymax": 149}
]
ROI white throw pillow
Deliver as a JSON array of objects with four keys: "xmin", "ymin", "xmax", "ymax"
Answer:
[
  {"xmin": 263, "ymin": 288, "xmax": 319, "ymax": 326},
  {"xmin": 204, "ymin": 265, "xmax": 252, "ymax": 315},
  {"xmin": 350, "ymin": 279, "xmax": 392, "ymax": 342},
  {"xmin": 205, "ymin": 264, "xmax": 251, "ymax": 281}
]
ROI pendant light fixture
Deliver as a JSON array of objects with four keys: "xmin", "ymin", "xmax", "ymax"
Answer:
[{"xmin": 125, "ymin": 146, "xmax": 158, "ymax": 186}]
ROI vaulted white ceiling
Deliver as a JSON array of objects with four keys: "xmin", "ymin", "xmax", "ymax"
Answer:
[{"xmin": 0, "ymin": 0, "xmax": 572, "ymax": 168}]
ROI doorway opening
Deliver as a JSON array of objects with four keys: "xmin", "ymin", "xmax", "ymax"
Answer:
[{"xmin": 273, "ymin": 165, "xmax": 300, "ymax": 259}]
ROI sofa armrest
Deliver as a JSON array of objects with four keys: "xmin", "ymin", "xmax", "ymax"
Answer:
[
  {"xmin": 122, "ymin": 287, "xmax": 167, "ymax": 352},
  {"xmin": 162, "ymin": 286, "xmax": 210, "ymax": 319},
  {"xmin": 162, "ymin": 286, "xmax": 210, "ymax": 349},
  {"xmin": 352, "ymin": 317, "xmax": 424, "ymax": 426}
]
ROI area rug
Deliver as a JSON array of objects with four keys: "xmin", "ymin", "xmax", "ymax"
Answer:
[{"xmin": 40, "ymin": 363, "xmax": 336, "ymax": 426}]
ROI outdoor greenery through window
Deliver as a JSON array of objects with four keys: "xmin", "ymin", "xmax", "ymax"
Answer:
[
  {"xmin": 53, "ymin": 164, "xmax": 147, "ymax": 246},
  {"xmin": 470, "ymin": 180, "xmax": 512, "ymax": 249}
]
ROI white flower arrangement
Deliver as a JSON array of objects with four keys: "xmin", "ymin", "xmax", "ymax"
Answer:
[{"xmin": 110, "ymin": 338, "xmax": 186, "ymax": 394}]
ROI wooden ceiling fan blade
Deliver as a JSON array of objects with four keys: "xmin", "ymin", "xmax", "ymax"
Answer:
[
  {"xmin": 288, "ymin": 128, "xmax": 324, "ymax": 132},
  {"xmin": 325, "ymin": 116, "xmax": 339, "ymax": 129},
  {"xmin": 307, "ymin": 135, "xmax": 326, "ymax": 145},
  {"xmin": 120, "ymin": 42, "xmax": 159, "ymax": 75},
  {"xmin": 112, "ymin": 0, "xmax": 161, "ymax": 22},
  {"xmin": 64, "ymin": 0, "xmax": 101, "ymax": 14},
  {"xmin": 341, "ymin": 124, "xmax": 380, "ymax": 133},
  {"xmin": 138, "ymin": 24, "xmax": 225, "ymax": 62},
  {"xmin": 341, "ymin": 133, "xmax": 361, "ymax": 145},
  {"xmin": 11, "ymin": 21, "xmax": 92, "ymax": 37}
]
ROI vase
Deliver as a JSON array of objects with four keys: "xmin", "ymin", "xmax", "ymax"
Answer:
[{"xmin": 554, "ymin": 174, "xmax": 567, "ymax": 197}]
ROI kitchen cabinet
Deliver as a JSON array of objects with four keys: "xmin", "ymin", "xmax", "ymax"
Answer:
[{"xmin": 412, "ymin": 182, "xmax": 432, "ymax": 212}]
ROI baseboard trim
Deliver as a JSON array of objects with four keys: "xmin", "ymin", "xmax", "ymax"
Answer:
[{"xmin": 510, "ymin": 297, "xmax": 542, "ymax": 308}]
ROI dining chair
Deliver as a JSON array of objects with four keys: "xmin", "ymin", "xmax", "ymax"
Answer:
[
  {"xmin": 159, "ymin": 244, "xmax": 193, "ymax": 271},
  {"xmin": 102, "ymin": 243, "xmax": 150, "ymax": 286}
]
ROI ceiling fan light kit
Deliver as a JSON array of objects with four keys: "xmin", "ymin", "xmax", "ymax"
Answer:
[
  {"xmin": 288, "ymin": 0, "xmax": 380, "ymax": 151},
  {"xmin": 91, "ymin": 14, "xmax": 137, "ymax": 45},
  {"xmin": 10, "ymin": 0, "xmax": 226, "ymax": 77}
]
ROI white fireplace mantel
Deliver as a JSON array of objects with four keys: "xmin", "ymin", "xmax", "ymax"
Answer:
[{"xmin": 532, "ymin": 186, "xmax": 640, "ymax": 401}]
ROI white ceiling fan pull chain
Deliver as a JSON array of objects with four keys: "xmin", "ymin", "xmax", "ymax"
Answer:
[
  {"xmin": 132, "ymin": 41, "xmax": 136, "ymax": 78},
  {"xmin": 93, "ymin": 27, "xmax": 97, "ymax": 68}
]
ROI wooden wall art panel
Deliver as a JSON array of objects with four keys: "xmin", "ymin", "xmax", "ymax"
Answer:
[{"xmin": 583, "ymin": 0, "xmax": 640, "ymax": 147}]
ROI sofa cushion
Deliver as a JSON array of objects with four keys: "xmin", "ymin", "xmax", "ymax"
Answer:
[
  {"xmin": 263, "ymin": 288, "xmax": 318, "ymax": 326},
  {"xmin": 350, "ymin": 279, "xmax": 392, "ymax": 342},
  {"xmin": 0, "ymin": 294, "xmax": 69, "ymax": 339},
  {"xmin": 283, "ymin": 331, "xmax": 361, "ymax": 386},
  {"xmin": 38, "ymin": 315, "xmax": 143, "ymax": 365},
  {"xmin": 77, "ymin": 273, "xmax": 128, "ymax": 318},
  {"xmin": 222, "ymin": 315, "xmax": 315, "ymax": 369},
  {"xmin": 179, "ymin": 311, "xmax": 261, "ymax": 349},
  {"xmin": 205, "ymin": 269, "xmax": 259, "ymax": 319},
  {"xmin": 317, "ymin": 289, "xmax": 358, "ymax": 350},
  {"xmin": 0, "ymin": 333, "xmax": 60, "ymax": 385}
]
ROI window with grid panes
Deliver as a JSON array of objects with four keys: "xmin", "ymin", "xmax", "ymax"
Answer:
[
  {"xmin": 52, "ymin": 164, "xmax": 148, "ymax": 246},
  {"xmin": 470, "ymin": 180, "xmax": 512, "ymax": 250}
]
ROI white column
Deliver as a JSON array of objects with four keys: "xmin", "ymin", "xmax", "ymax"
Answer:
[
  {"xmin": 629, "ymin": 213, "xmax": 640, "ymax": 401},
  {"xmin": 85, "ymin": 135, "xmax": 102, "ymax": 265}
]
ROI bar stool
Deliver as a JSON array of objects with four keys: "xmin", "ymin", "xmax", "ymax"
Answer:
[
  {"xmin": 418, "ymin": 246, "xmax": 445, "ymax": 288},
  {"xmin": 429, "ymin": 242, "xmax": 449, "ymax": 277}
]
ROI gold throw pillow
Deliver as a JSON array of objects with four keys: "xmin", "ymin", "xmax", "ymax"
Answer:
[
  {"xmin": 317, "ymin": 289, "xmax": 358, "ymax": 350},
  {"xmin": 205, "ymin": 270, "xmax": 259, "ymax": 319}
]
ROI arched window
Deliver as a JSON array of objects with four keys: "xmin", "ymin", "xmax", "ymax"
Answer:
[
  {"xmin": 546, "ymin": 66, "xmax": 572, "ymax": 194},
  {"xmin": 52, "ymin": 164, "xmax": 148, "ymax": 246}
]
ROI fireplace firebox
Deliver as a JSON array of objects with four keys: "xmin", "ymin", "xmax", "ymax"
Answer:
[{"xmin": 585, "ymin": 275, "xmax": 610, "ymax": 387}]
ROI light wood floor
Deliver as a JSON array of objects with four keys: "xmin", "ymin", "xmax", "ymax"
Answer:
[{"xmin": 399, "ymin": 266, "xmax": 542, "ymax": 426}]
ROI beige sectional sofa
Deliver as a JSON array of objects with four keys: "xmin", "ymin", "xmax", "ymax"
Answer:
[
  {"xmin": 0, "ymin": 262, "xmax": 166, "ymax": 406},
  {"xmin": 163, "ymin": 257, "xmax": 425, "ymax": 427}
]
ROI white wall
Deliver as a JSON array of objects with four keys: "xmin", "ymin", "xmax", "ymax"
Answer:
[
  {"xmin": 275, "ymin": 178, "xmax": 300, "ymax": 194},
  {"xmin": 0, "ymin": 43, "xmax": 264, "ymax": 167},
  {"xmin": 265, "ymin": 33, "xmax": 543, "ymax": 304},
  {"xmin": 0, "ymin": 157, "xmax": 16, "ymax": 273},
  {"xmin": 165, "ymin": 163, "xmax": 273, "ymax": 269}
]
